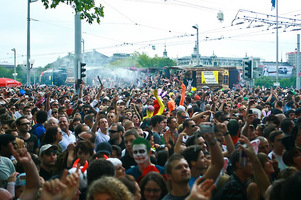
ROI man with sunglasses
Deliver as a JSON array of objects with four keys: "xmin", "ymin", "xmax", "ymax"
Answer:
[
  {"xmin": 16, "ymin": 117, "xmax": 39, "ymax": 155},
  {"xmin": 108, "ymin": 123, "xmax": 125, "ymax": 150},
  {"xmin": 39, "ymin": 144, "xmax": 59, "ymax": 181},
  {"xmin": 182, "ymin": 119, "xmax": 198, "ymax": 137}
]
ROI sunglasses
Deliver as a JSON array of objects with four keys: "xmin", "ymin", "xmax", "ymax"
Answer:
[
  {"xmin": 190, "ymin": 124, "xmax": 196, "ymax": 128},
  {"xmin": 109, "ymin": 130, "xmax": 119, "ymax": 134}
]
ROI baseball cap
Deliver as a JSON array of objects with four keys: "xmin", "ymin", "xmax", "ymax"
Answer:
[
  {"xmin": 95, "ymin": 142, "xmax": 112, "ymax": 155},
  {"xmin": 39, "ymin": 144, "xmax": 58, "ymax": 156}
]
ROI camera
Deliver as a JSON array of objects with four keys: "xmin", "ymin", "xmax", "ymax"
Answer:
[{"xmin": 200, "ymin": 123, "xmax": 215, "ymax": 134}]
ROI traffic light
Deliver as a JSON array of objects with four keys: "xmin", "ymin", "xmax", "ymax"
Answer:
[
  {"xmin": 243, "ymin": 60, "xmax": 252, "ymax": 79},
  {"xmin": 80, "ymin": 62, "xmax": 86, "ymax": 79}
]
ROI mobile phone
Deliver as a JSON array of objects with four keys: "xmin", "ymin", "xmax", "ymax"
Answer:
[
  {"xmin": 200, "ymin": 123, "xmax": 215, "ymax": 134},
  {"xmin": 248, "ymin": 110, "xmax": 253, "ymax": 114}
]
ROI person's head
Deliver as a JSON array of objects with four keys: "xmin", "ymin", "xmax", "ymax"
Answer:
[
  {"xmin": 84, "ymin": 114, "xmax": 94, "ymax": 127},
  {"xmin": 87, "ymin": 176, "xmax": 132, "ymax": 200},
  {"xmin": 111, "ymin": 145, "xmax": 122, "ymax": 158},
  {"xmin": 227, "ymin": 119, "xmax": 240, "ymax": 137},
  {"xmin": 124, "ymin": 129, "xmax": 138, "ymax": 154},
  {"xmin": 36, "ymin": 110, "xmax": 48, "ymax": 124},
  {"xmin": 74, "ymin": 124, "xmax": 90, "ymax": 139},
  {"xmin": 78, "ymin": 131, "xmax": 96, "ymax": 148},
  {"xmin": 176, "ymin": 110, "xmax": 188, "ymax": 124},
  {"xmin": 265, "ymin": 114, "xmax": 280, "ymax": 128},
  {"xmin": 283, "ymin": 147, "xmax": 301, "ymax": 170},
  {"xmin": 47, "ymin": 117, "xmax": 59, "ymax": 128},
  {"xmin": 269, "ymin": 130, "xmax": 285, "ymax": 154},
  {"xmin": 107, "ymin": 158, "xmax": 125, "ymax": 178},
  {"xmin": 109, "ymin": 123, "xmax": 124, "ymax": 143},
  {"xmin": 281, "ymin": 171, "xmax": 301, "ymax": 200},
  {"xmin": 131, "ymin": 113, "xmax": 140, "ymax": 125},
  {"xmin": 182, "ymin": 119, "xmax": 198, "ymax": 136},
  {"xmin": 16, "ymin": 116, "xmax": 31, "ymax": 134},
  {"xmin": 139, "ymin": 172, "xmax": 168, "ymax": 200},
  {"xmin": 39, "ymin": 144, "xmax": 58, "ymax": 169},
  {"xmin": 132, "ymin": 137, "xmax": 151, "ymax": 165},
  {"xmin": 133, "ymin": 127, "xmax": 144, "ymax": 138},
  {"xmin": 98, "ymin": 117, "xmax": 109, "ymax": 131},
  {"xmin": 95, "ymin": 142, "xmax": 112, "ymax": 157},
  {"xmin": 51, "ymin": 100, "xmax": 59, "ymax": 109},
  {"xmin": 280, "ymin": 118, "xmax": 295, "ymax": 135},
  {"xmin": 123, "ymin": 120, "xmax": 134, "ymax": 131},
  {"xmin": 181, "ymin": 145, "xmax": 208, "ymax": 170},
  {"xmin": 58, "ymin": 116, "xmax": 70, "ymax": 133},
  {"xmin": 167, "ymin": 116, "xmax": 177, "ymax": 130},
  {"xmin": 0, "ymin": 134, "xmax": 16, "ymax": 157},
  {"xmin": 246, "ymin": 125, "xmax": 257, "ymax": 141},
  {"xmin": 230, "ymin": 150, "xmax": 253, "ymax": 177},
  {"xmin": 257, "ymin": 136, "xmax": 270, "ymax": 155},
  {"xmin": 42, "ymin": 126, "xmax": 62, "ymax": 145},
  {"xmin": 151, "ymin": 115, "xmax": 166, "ymax": 132},
  {"xmin": 22, "ymin": 106, "xmax": 31, "ymax": 116},
  {"xmin": 87, "ymin": 158, "xmax": 115, "ymax": 186},
  {"xmin": 164, "ymin": 154, "xmax": 191, "ymax": 185},
  {"xmin": 72, "ymin": 117, "xmax": 82, "ymax": 130},
  {"xmin": 75, "ymin": 140, "xmax": 94, "ymax": 165},
  {"xmin": 286, "ymin": 110, "xmax": 296, "ymax": 120},
  {"xmin": 107, "ymin": 112, "xmax": 116, "ymax": 125},
  {"xmin": 82, "ymin": 105, "xmax": 91, "ymax": 115},
  {"xmin": 119, "ymin": 175, "xmax": 141, "ymax": 200},
  {"xmin": 185, "ymin": 131, "xmax": 207, "ymax": 151},
  {"xmin": 257, "ymin": 152, "xmax": 274, "ymax": 176}
]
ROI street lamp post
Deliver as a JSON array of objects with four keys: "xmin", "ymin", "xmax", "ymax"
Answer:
[
  {"xmin": 11, "ymin": 48, "xmax": 16, "ymax": 80},
  {"xmin": 26, "ymin": 0, "xmax": 38, "ymax": 85},
  {"xmin": 192, "ymin": 24, "xmax": 200, "ymax": 66}
]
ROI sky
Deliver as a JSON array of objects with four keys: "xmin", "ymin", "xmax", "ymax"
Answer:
[{"xmin": 0, "ymin": 0, "xmax": 301, "ymax": 68}]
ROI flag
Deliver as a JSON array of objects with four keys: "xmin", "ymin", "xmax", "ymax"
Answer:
[{"xmin": 271, "ymin": 0, "xmax": 275, "ymax": 10}]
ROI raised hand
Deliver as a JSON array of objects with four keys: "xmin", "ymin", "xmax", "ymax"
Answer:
[
  {"xmin": 186, "ymin": 177, "xmax": 215, "ymax": 200},
  {"xmin": 9, "ymin": 143, "xmax": 31, "ymax": 165}
]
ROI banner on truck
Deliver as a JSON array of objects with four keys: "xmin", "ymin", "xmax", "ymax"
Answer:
[{"xmin": 201, "ymin": 71, "xmax": 219, "ymax": 84}]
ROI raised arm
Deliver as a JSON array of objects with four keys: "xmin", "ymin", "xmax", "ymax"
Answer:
[
  {"xmin": 9, "ymin": 144, "xmax": 40, "ymax": 200},
  {"xmin": 179, "ymin": 83, "xmax": 186, "ymax": 106},
  {"xmin": 239, "ymin": 135, "xmax": 270, "ymax": 197},
  {"xmin": 203, "ymin": 130, "xmax": 224, "ymax": 182}
]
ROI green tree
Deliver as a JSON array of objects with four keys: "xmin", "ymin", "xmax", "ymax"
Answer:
[
  {"xmin": 135, "ymin": 52, "xmax": 177, "ymax": 68},
  {"xmin": 41, "ymin": 0, "xmax": 104, "ymax": 24},
  {"xmin": 254, "ymin": 76, "xmax": 296, "ymax": 88}
]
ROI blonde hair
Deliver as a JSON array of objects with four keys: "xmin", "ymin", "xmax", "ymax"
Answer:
[{"xmin": 87, "ymin": 176, "xmax": 132, "ymax": 200}]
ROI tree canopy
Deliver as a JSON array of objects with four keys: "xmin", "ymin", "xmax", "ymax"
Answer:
[{"xmin": 41, "ymin": 0, "xmax": 104, "ymax": 24}]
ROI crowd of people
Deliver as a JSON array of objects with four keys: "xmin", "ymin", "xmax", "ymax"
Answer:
[{"xmin": 0, "ymin": 72, "xmax": 301, "ymax": 200}]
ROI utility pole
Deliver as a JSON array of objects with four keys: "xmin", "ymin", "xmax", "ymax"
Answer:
[
  {"xmin": 297, "ymin": 34, "xmax": 300, "ymax": 89},
  {"xmin": 27, "ymin": 0, "xmax": 31, "ymax": 85},
  {"xmin": 192, "ymin": 24, "xmax": 200, "ymax": 66},
  {"xmin": 26, "ymin": 0, "xmax": 38, "ymax": 85},
  {"xmin": 11, "ymin": 48, "xmax": 16, "ymax": 80},
  {"xmin": 74, "ymin": 13, "xmax": 82, "ymax": 95},
  {"xmin": 275, "ymin": 0, "xmax": 280, "ymax": 86}
]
